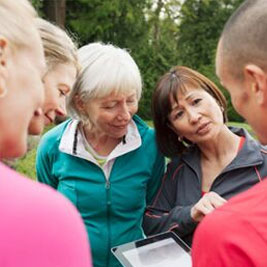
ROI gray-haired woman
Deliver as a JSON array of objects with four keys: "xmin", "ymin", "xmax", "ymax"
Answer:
[{"xmin": 36, "ymin": 42, "xmax": 165, "ymax": 267}]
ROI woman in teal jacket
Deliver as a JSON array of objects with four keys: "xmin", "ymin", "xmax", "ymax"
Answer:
[{"xmin": 36, "ymin": 42, "xmax": 165, "ymax": 267}]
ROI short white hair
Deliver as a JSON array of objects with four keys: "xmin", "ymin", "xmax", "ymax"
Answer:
[{"xmin": 67, "ymin": 42, "xmax": 142, "ymax": 122}]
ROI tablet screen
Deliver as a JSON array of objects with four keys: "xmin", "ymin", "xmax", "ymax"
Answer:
[{"xmin": 112, "ymin": 232, "xmax": 191, "ymax": 267}]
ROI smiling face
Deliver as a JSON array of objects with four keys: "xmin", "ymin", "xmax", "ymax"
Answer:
[
  {"xmin": 28, "ymin": 62, "xmax": 77, "ymax": 135},
  {"xmin": 168, "ymin": 88, "xmax": 225, "ymax": 145},
  {"xmin": 81, "ymin": 91, "xmax": 138, "ymax": 139}
]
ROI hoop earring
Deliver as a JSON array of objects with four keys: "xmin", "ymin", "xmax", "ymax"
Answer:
[{"xmin": 178, "ymin": 136, "xmax": 183, "ymax": 142}]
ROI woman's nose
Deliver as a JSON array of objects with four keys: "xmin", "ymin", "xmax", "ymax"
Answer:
[
  {"xmin": 118, "ymin": 103, "xmax": 131, "ymax": 121},
  {"xmin": 55, "ymin": 99, "xmax": 67, "ymax": 117},
  {"xmin": 188, "ymin": 109, "xmax": 201, "ymax": 124},
  {"xmin": 55, "ymin": 106, "xmax": 66, "ymax": 117}
]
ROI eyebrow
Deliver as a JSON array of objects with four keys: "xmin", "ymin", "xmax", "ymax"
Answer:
[
  {"xmin": 103, "ymin": 93, "xmax": 136, "ymax": 102},
  {"xmin": 170, "ymin": 92, "xmax": 198, "ymax": 111}
]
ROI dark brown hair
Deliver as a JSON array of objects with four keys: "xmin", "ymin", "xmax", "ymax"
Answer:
[{"xmin": 152, "ymin": 66, "xmax": 227, "ymax": 158}]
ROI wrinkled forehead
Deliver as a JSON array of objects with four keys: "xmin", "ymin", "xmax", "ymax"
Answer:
[{"xmin": 93, "ymin": 88, "xmax": 137, "ymax": 102}]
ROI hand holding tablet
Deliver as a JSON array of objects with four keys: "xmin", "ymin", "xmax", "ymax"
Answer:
[{"xmin": 111, "ymin": 232, "xmax": 192, "ymax": 267}]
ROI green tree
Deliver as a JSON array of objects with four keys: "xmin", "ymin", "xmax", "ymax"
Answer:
[
  {"xmin": 32, "ymin": 0, "xmax": 245, "ymax": 121},
  {"xmin": 65, "ymin": 0, "xmax": 183, "ymax": 119},
  {"xmin": 137, "ymin": 0, "xmax": 182, "ymax": 118},
  {"xmin": 178, "ymin": 0, "xmax": 244, "ymax": 69},
  {"xmin": 66, "ymin": 0, "xmax": 149, "ymax": 48},
  {"xmin": 178, "ymin": 0, "xmax": 244, "ymax": 121}
]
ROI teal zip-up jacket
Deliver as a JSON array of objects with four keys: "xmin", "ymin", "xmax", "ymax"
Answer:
[{"xmin": 36, "ymin": 115, "xmax": 165, "ymax": 267}]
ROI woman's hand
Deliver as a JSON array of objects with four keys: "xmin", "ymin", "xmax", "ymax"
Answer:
[{"xmin": 191, "ymin": 192, "xmax": 227, "ymax": 222}]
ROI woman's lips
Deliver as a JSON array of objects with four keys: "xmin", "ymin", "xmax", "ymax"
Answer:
[
  {"xmin": 113, "ymin": 124, "xmax": 127, "ymax": 129},
  {"xmin": 44, "ymin": 114, "xmax": 53, "ymax": 125},
  {"xmin": 196, "ymin": 122, "xmax": 211, "ymax": 135}
]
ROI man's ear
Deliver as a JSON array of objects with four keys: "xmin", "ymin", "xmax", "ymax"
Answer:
[
  {"xmin": 244, "ymin": 64, "xmax": 267, "ymax": 106},
  {"xmin": 0, "ymin": 37, "xmax": 9, "ymax": 98}
]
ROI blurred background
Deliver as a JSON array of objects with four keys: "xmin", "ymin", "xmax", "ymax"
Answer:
[{"xmin": 12, "ymin": 0, "xmax": 248, "ymax": 179}]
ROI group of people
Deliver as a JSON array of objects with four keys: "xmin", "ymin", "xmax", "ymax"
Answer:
[{"xmin": 1, "ymin": 0, "xmax": 267, "ymax": 266}]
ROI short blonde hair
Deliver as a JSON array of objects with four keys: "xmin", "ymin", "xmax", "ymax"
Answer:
[
  {"xmin": 0, "ymin": 0, "xmax": 37, "ymax": 49},
  {"xmin": 67, "ymin": 42, "xmax": 142, "ymax": 123},
  {"xmin": 36, "ymin": 18, "xmax": 79, "ymax": 73}
]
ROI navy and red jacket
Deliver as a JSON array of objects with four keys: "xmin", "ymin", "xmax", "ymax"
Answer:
[{"xmin": 143, "ymin": 127, "xmax": 267, "ymax": 246}]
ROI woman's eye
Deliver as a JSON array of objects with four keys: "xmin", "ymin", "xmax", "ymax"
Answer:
[
  {"xmin": 103, "ymin": 103, "xmax": 116, "ymax": 109},
  {"xmin": 175, "ymin": 111, "xmax": 184, "ymax": 119},
  {"xmin": 59, "ymin": 89, "xmax": 66, "ymax": 97},
  {"xmin": 104, "ymin": 106, "xmax": 114, "ymax": 109},
  {"xmin": 127, "ymin": 99, "xmax": 136, "ymax": 105},
  {"xmin": 193, "ymin": 98, "xmax": 202, "ymax": 105}
]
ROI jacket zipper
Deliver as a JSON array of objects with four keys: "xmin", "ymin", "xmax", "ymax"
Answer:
[
  {"xmin": 105, "ymin": 179, "xmax": 111, "ymax": 266},
  {"xmin": 209, "ymin": 162, "xmax": 263, "ymax": 192}
]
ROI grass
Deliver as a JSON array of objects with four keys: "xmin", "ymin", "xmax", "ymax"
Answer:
[
  {"xmin": 7, "ymin": 125, "xmax": 55, "ymax": 181},
  {"xmin": 16, "ymin": 146, "xmax": 37, "ymax": 180},
  {"xmin": 13, "ymin": 121, "xmax": 255, "ymax": 180}
]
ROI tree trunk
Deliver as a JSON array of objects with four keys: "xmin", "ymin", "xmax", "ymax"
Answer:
[
  {"xmin": 153, "ymin": 0, "xmax": 163, "ymax": 49},
  {"xmin": 43, "ymin": 0, "xmax": 66, "ymax": 28}
]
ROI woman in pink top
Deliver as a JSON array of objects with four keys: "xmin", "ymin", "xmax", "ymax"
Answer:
[{"xmin": 0, "ymin": 0, "xmax": 91, "ymax": 266}]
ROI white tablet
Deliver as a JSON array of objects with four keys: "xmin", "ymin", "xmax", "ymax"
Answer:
[{"xmin": 111, "ymin": 231, "xmax": 192, "ymax": 267}]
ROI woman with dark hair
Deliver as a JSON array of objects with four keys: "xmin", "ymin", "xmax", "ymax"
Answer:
[{"xmin": 143, "ymin": 66, "xmax": 267, "ymax": 246}]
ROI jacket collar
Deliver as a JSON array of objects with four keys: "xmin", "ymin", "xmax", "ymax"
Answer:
[
  {"xmin": 59, "ymin": 119, "xmax": 141, "ymax": 164},
  {"xmin": 181, "ymin": 127, "xmax": 264, "ymax": 173}
]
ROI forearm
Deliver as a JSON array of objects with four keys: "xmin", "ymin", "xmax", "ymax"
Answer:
[{"xmin": 143, "ymin": 204, "xmax": 197, "ymax": 237}]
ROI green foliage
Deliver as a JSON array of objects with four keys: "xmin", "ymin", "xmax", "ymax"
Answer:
[
  {"xmin": 31, "ymin": 0, "xmax": 43, "ymax": 15},
  {"xmin": 13, "ymin": 125, "xmax": 55, "ymax": 180},
  {"xmin": 66, "ymin": 0, "xmax": 149, "ymax": 48},
  {"xmin": 16, "ymin": 146, "xmax": 37, "ymax": 180},
  {"xmin": 64, "ymin": 0, "xmax": 183, "ymax": 119},
  {"xmin": 32, "ymin": 0, "xmax": 246, "ymax": 121},
  {"xmin": 177, "ymin": 0, "xmax": 244, "ymax": 121},
  {"xmin": 135, "ymin": 0, "xmax": 182, "ymax": 118}
]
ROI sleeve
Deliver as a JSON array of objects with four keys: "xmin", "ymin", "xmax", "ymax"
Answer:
[
  {"xmin": 36, "ymin": 137, "xmax": 58, "ymax": 189},
  {"xmin": 145, "ymin": 149, "xmax": 165, "ymax": 205},
  {"xmin": 192, "ymin": 211, "xmax": 266, "ymax": 267},
  {"xmin": 143, "ymin": 161, "xmax": 197, "ymax": 237}
]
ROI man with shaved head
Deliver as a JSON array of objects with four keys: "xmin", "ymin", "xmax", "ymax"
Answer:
[{"xmin": 192, "ymin": 0, "xmax": 267, "ymax": 266}]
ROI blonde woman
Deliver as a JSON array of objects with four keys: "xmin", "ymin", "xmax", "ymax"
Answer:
[
  {"xmin": 29, "ymin": 18, "xmax": 79, "ymax": 134},
  {"xmin": 0, "ymin": 1, "xmax": 91, "ymax": 266}
]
